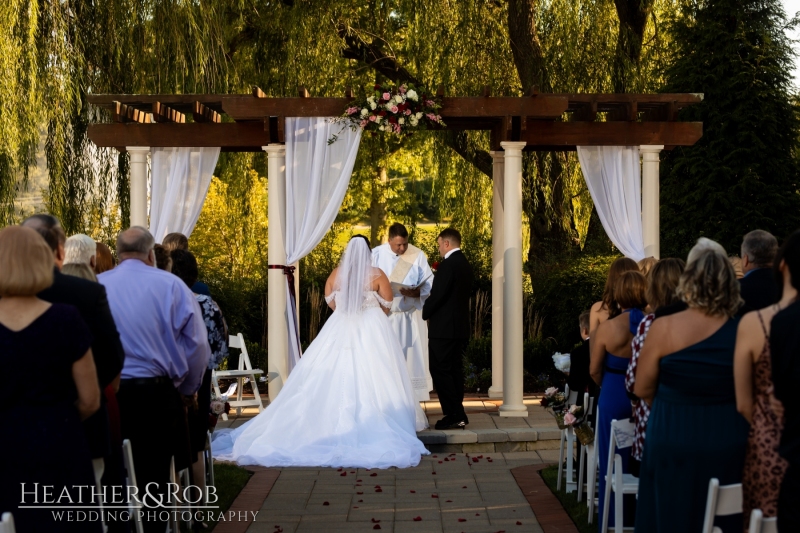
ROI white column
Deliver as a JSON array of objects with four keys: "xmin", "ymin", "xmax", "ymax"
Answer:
[
  {"xmin": 264, "ymin": 144, "xmax": 288, "ymax": 401},
  {"xmin": 489, "ymin": 151, "xmax": 505, "ymax": 399},
  {"xmin": 640, "ymin": 145, "xmax": 664, "ymax": 259},
  {"xmin": 127, "ymin": 147, "xmax": 150, "ymax": 228},
  {"xmin": 499, "ymin": 141, "xmax": 528, "ymax": 417}
]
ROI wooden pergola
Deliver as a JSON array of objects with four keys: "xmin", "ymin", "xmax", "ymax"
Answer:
[{"xmin": 87, "ymin": 88, "xmax": 702, "ymax": 416}]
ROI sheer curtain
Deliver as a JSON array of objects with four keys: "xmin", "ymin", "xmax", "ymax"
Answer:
[
  {"xmin": 149, "ymin": 147, "xmax": 221, "ymax": 243},
  {"xmin": 576, "ymin": 146, "xmax": 646, "ymax": 261},
  {"xmin": 283, "ymin": 117, "xmax": 362, "ymax": 371}
]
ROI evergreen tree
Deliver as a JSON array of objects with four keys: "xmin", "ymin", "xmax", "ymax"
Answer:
[{"xmin": 660, "ymin": 0, "xmax": 800, "ymax": 257}]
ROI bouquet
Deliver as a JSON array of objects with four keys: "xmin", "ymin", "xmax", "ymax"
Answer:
[
  {"xmin": 540, "ymin": 387, "xmax": 566, "ymax": 410},
  {"xmin": 330, "ymin": 82, "xmax": 445, "ymax": 143},
  {"xmin": 552, "ymin": 352, "xmax": 571, "ymax": 374},
  {"xmin": 562, "ymin": 404, "xmax": 595, "ymax": 445},
  {"xmin": 208, "ymin": 393, "xmax": 231, "ymax": 431}
]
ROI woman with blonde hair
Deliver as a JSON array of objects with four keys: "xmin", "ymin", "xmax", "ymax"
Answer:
[
  {"xmin": 589, "ymin": 257, "xmax": 639, "ymax": 334},
  {"xmin": 637, "ymin": 256, "xmax": 658, "ymax": 277},
  {"xmin": 634, "ymin": 238, "xmax": 749, "ymax": 532},
  {"xmin": 0, "ymin": 226, "xmax": 101, "ymax": 532}
]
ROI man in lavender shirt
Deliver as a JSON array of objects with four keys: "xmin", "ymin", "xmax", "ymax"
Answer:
[{"xmin": 99, "ymin": 227, "xmax": 210, "ymax": 531}]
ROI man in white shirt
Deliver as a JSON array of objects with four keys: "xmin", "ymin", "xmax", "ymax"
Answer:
[{"xmin": 372, "ymin": 223, "xmax": 434, "ymax": 401}]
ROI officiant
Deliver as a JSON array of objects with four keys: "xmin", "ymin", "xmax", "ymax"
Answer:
[{"xmin": 372, "ymin": 223, "xmax": 434, "ymax": 401}]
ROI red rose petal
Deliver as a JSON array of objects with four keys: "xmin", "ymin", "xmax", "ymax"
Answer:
[
  {"xmin": 357, "ymin": 492, "xmax": 363, "ymax": 495},
  {"xmin": 373, "ymin": 526, "xmax": 381, "ymax": 530},
  {"xmin": 410, "ymin": 490, "xmax": 416, "ymax": 493},
  {"xmin": 477, "ymin": 455, "xmax": 483, "ymax": 459},
  {"xmin": 433, "ymin": 455, "xmax": 438, "ymax": 457},
  {"xmin": 370, "ymin": 473, "xmax": 378, "ymax": 477},
  {"xmin": 413, "ymin": 516, "xmax": 422, "ymax": 521},
  {"xmin": 462, "ymin": 486, "xmax": 467, "ymax": 489},
  {"xmin": 375, "ymin": 488, "xmax": 383, "ymax": 492},
  {"xmin": 458, "ymin": 518, "xmax": 467, "ymax": 522},
  {"xmin": 444, "ymin": 458, "xmax": 450, "ymax": 462},
  {"xmin": 337, "ymin": 468, "xmax": 342, "ymax": 472},
  {"xmin": 516, "ymin": 521, "xmax": 522, "ymax": 525},
  {"xmin": 476, "ymin": 513, "xmax": 480, "ymax": 516},
  {"xmin": 358, "ymin": 499, "xmax": 363, "ymax": 503},
  {"xmin": 438, "ymin": 461, "xmax": 443, "ymax": 464},
  {"xmin": 353, "ymin": 506, "xmax": 359, "ymax": 509},
  {"xmin": 371, "ymin": 519, "xmax": 380, "ymax": 523},
  {"xmin": 357, "ymin": 479, "xmax": 363, "ymax": 482},
  {"xmin": 340, "ymin": 472, "xmax": 347, "ymax": 476},
  {"xmin": 432, "ymin": 472, "xmax": 437, "ymax": 475},
  {"xmin": 446, "ymin": 499, "xmax": 453, "ymax": 503},
  {"xmin": 431, "ymin": 494, "xmax": 438, "ymax": 498},
  {"xmin": 323, "ymin": 502, "xmax": 329, "ymax": 506}
]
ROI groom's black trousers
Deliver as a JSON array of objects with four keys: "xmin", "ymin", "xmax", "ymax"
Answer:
[{"xmin": 429, "ymin": 338, "xmax": 468, "ymax": 419}]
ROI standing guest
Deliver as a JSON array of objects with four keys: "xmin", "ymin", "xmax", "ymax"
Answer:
[
  {"xmin": 625, "ymin": 258, "xmax": 686, "ymax": 476},
  {"xmin": 62, "ymin": 262, "xmax": 98, "ymax": 282},
  {"xmin": 99, "ymin": 227, "xmax": 211, "ymax": 533},
  {"xmin": 591, "ymin": 270, "xmax": 647, "ymax": 529},
  {"xmin": 153, "ymin": 243, "xmax": 172, "ymax": 272},
  {"xmin": 422, "ymin": 228, "xmax": 473, "ymax": 430},
  {"xmin": 170, "ymin": 249, "xmax": 228, "ymax": 501},
  {"xmin": 94, "ymin": 242, "xmax": 116, "ymax": 274},
  {"xmin": 735, "ymin": 233, "xmax": 798, "ymax": 525},
  {"xmin": 769, "ymin": 230, "xmax": 800, "ymax": 531},
  {"xmin": 740, "ymin": 229, "xmax": 779, "ymax": 314},
  {"xmin": 567, "ymin": 311, "xmax": 596, "ymax": 403},
  {"xmin": 0, "ymin": 226, "xmax": 101, "ymax": 533},
  {"xmin": 637, "ymin": 256, "xmax": 658, "ymax": 277},
  {"xmin": 634, "ymin": 238, "xmax": 748, "ymax": 533},
  {"xmin": 589, "ymin": 257, "xmax": 639, "ymax": 335},
  {"xmin": 162, "ymin": 232, "xmax": 211, "ymax": 296},
  {"xmin": 21, "ymin": 214, "xmax": 124, "ymax": 495},
  {"xmin": 64, "ymin": 234, "xmax": 97, "ymax": 268},
  {"xmin": 372, "ymin": 222, "xmax": 434, "ymax": 401}
]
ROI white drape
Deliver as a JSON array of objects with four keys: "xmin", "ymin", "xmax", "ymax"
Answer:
[
  {"xmin": 284, "ymin": 117, "xmax": 362, "ymax": 371},
  {"xmin": 576, "ymin": 146, "xmax": 646, "ymax": 261},
  {"xmin": 149, "ymin": 147, "xmax": 221, "ymax": 242}
]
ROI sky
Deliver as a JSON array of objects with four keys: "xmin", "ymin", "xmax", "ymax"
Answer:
[{"xmin": 784, "ymin": 0, "xmax": 800, "ymax": 87}]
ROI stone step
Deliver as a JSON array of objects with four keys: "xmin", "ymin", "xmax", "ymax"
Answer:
[{"xmin": 417, "ymin": 426, "xmax": 561, "ymax": 453}]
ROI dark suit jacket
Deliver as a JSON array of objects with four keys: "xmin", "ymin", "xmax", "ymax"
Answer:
[
  {"xmin": 39, "ymin": 268, "xmax": 125, "ymax": 457},
  {"xmin": 771, "ymin": 301, "xmax": 800, "ymax": 466},
  {"xmin": 566, "ymin": 339, "xmax": 597, "ymax": 400},
  {"xmin": 422, "ymin": 250, "xmax": 473, "ymax": 339},
  {"xmin": 739, "ymin": 267, "xmax": 779, "ymax": 315}
]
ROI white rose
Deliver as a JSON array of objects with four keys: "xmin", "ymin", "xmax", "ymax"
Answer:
[
  {"xmin": 374, "ymin": 115, "xmax": 381, "ymax": 124},
  {"xmin": 379, "ymin": 125, "xmax": 385, "ymax": 131},
  {"xmin": 394, "ymin": 95, "xmax": 403, "ymax": 104},
  {"xmin": 415, "ymin": 112, "xmax": 423, "ymax": 119},
  {"xmin": 360, "ymin": 108, "xmax": 369, "ymax": 117},
  {"xmin": 398, "ymin": 117, "xmax": 405, "ymax": 124},
  {"xmin": 370, "ymin": 102, "xmax": 377, "ymax": 110},
  {"xmin": 385, "ymin": 104, "xmax": 394, "ymax": 112},
  {"xmin": 367, "ymin": 96, "xmax": 374, "ymax": 103},
  {"xmin": 407, "ymin": 89, "xmax": 418, "ymax": 101},
  {"xmin": 410, "ymin": 117, "xmax": 418, "ymax": 126}
]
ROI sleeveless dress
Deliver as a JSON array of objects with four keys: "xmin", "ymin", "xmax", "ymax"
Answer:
[
  {"xmin": 596, "ymin": 309, "xmax": 642, "ymax": 529},
  {"xmin": 211, "ymin": 291, "xmax": 429, "ymax": 469},
  {"xmin": 635, "ymin": 319, "xmax": 749, "ymax": 532},
  {"xmin": 742, "ymin": 310, "xmax": 788, "ymax": 523}
]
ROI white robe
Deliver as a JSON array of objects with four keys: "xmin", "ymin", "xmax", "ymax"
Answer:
[{"xmin": 372, "ymin": 243, "xmax": 434, "ymax": 401}]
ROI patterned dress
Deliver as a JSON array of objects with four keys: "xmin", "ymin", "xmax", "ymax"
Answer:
[
  {"xmin": 626, "ymin": 313, "xmax": 655, "ymax": 464},
  {"xmin": 742, "ymin": 310, "xmax": 788, "ymax": 522}
]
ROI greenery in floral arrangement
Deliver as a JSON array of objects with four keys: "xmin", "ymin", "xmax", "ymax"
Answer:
[{"xmin": 330, "ymin": 83, "xmax": 445, "ymax": 143}]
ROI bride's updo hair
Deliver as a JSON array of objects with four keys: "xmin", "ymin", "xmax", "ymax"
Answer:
[{"xmin": 351, "ymin": 234, "xmax": 371, "ymax": 249}]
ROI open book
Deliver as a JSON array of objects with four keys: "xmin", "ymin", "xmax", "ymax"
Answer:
[{"xmin": 390, "ymin": 273, "xmax": 433, "ymax": 297}]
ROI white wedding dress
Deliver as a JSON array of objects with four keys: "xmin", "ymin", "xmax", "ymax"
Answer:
[{"xmin": 211, "ymin": 253, "xmax": 430, "ymax": 468}]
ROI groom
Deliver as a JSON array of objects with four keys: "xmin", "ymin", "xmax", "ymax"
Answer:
[{"xmin": 422, "ymin": 228, "xmax": 473, "ymax": 430}]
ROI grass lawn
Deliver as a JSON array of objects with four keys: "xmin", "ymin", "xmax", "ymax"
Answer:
[
  {"xmin": 539, "ymin": 464, "xmax": 596, "ymax": 533},
  {"xmin": 190, "ymin": 463, "xmax": 253, "ymax": 532}
]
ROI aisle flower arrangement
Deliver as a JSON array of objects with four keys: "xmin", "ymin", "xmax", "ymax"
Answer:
[
  {"xmin": 209, "ymin": 393, "xmax": 231, "ymax": 431},
  {"xmin": 541, "ymin": 386, "xmax": 568, "ymax": 428},
  {"xmin": 330, "ymin": 82, "xmax": 445, "ymax": 142},
  {"xmin": 563, "ymin": 404, "xmax": 595, "ymax": 445}
]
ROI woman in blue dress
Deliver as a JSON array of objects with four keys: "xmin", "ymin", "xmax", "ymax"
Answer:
[
  {"xmin": 634, "ymin": 238, "xmax": 749, "ymax": 532},
  {"xmin": 591, "ymin": 270, "xmax": 648, "ymax": 529}
]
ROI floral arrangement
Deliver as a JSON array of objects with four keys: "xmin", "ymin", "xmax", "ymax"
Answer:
[
  {"xmin": 332, "ymin": 82, "xmax": 445, "ymax": 142},
  {"xmin": 552, "ymin": 352, "xmax": 571, "ymax": 373},
  {"xmin": 431, "ymin": 261, "xmax": 440, "ymax": 273},
  {"xmin": 540, "ymin": 386, "xmax": 566, "ymax": 411},
  {"xmin": 208, "ymin": 393, "xmax": 231, "ymax": 431},
  {"xmin": 562, "ymin": 404, "xmax": 595, "ymax": 445}
]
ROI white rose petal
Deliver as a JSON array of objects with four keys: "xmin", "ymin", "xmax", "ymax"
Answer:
[
  {"xmin": 360, "ymin": 108, "xmax": 369, "ymax": 117},
  {"xmin": 415, "ymin": 112, "xmax": 423, "ymax": 119},
  {"xmin": 407, "ymin": 89, "xmax": 418, "ymax": 101},
  {"xmin": 379, "ymin": 125, "xmax": 385, "ymax": 131},
  {"xmin": 398, "ymin": 117, "xmax": 405, "ymax": 125},
  {"xmin": 370, "ymin": 102, "xmax": 377, "ymax": 110},
  {"xmin": 394, "ymin": 95, "xmax": 403, "ymax": 104},
  {"xmin": 410, "ymin": 118, "xmax": 418, "ymax": 126}
]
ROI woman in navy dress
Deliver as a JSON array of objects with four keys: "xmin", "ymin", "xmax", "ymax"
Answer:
[
  {"xmin": 591, "ymin": 270, "xmax": 648, "ymax": 529},
  {"xmin": 634, "ymin": 238, "xmax": 749, "ymax": 532},
  {"xmin": 0, "ymin": 226, "xmax": 101, "ymax": 533}
]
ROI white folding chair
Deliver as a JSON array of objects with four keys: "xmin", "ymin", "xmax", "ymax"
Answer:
[
  {"xmin": 701, "ymin": 478, "xmax": 742, "ymax": 533},
  {"xmin": 587, "ymin": 403, "xmax": 600, "ymax": 523},
  {"xmin": 577, "ymin": 392, "xmax": 596, "ymax": 504},
  {"xmin": 0, "ymin": 512, "xmax": 16, "ymax": 533},
  {"xmin": 211, "ymin": 333, "xmax": 264, "ymax": 419},
  {"xmin": 121, "ymin": 439, "xmax": 144, "ymax": 533},
  {"xmin": 748, "ymin": 509, "xmax": 778, "ymax": 533},
  {"xmin": 168, "ymin": 456, "xmax": 194, "ymax": 533},
  {"xmin": 557, "ymin": 386, "xmax": 580, "ymax": 492},
  {"xmin": 600, "ymin": 418, "xmax": 639, "ymax": 533},
  {"xmin": 204, "ymin": 431, "xmax": 215, "ymax": 491}
]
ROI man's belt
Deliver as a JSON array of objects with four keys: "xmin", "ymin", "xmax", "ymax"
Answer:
[{"xmin": 120, "ymin": 376, "xmax": 172, "ymax": 387}]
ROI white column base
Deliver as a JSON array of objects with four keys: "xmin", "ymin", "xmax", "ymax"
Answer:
[
  {"xmin": 488, "ymin": 387, "xmax": 504, "ymax": 399},
  {"xmin": 498, "ymin": 405, "xmax": 529, "ymax": 417}
]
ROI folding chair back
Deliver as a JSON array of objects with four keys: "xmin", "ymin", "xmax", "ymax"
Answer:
[
  {"xmin": 212, "ymin": 333, "xmax": 264, "ymax": 419},
  {"xmin": 748, "ymin": 509, "xmax": 778, "ymax": 533},
  {"xmin": 0, "ymin": 512, "xmax": 16, "ymax": 533},
  {"xmin": 701, "ymin": 478, "xmax": 742, "ymax": 533},
  {"xmin": 122, "ymin": 439, "xmax": 144, "ymax": 533},
  {"xmin": 600, "ymin": 418, "xmax": 639, "ymax": 533}
]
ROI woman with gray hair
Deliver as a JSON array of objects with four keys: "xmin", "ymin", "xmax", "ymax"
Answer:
[
  {"xmin": 63, "ymin": 234, "xmax": 97, "ymax": 269},
  {"xmin": 633, "ymin": 238, "xmax": 749, "ymax": 532}
]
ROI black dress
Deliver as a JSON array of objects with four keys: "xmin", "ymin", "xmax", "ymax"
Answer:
[{"xmin": 0, "ymin": 304, "xmax": 101, "ymax": 533}]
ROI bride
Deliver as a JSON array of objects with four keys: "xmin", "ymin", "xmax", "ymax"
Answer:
[{"xmin": 211, "ymin": 235, "xmax": 429, "ymax": 468}]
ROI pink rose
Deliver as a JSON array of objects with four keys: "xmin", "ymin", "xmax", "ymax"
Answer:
[
  {"xmin": 382, "ymin": 92, "xmax": 391, "ymax": 101},
  {"xmin": 369, "ymin": 115, "xmax": 376, "ymax": 122},
  {"xmin": 426, "ymin": 113, "xmax": 436, "ymax": 121},
  {"xmin": 346, "ymin": 106, "xmax": 358, "ymax": 115},
  {"xmin": 404, "ymin": 109, "xmax": 412, "ymax": 115},
  {"xmin": 399, "ymin": 86, "xmax": 407, "ymax": 94},
  {"xmin": 564, "ymin": 412, "xmax": 577, "ymax": 426},
  {"xmin": 391, "ymin": 105, "xmax": 399, "ymax": 113},
  {"xmin": 359, "ymin": 119, "xmax": 368, "ymax": 128},
  {"xmin": 426, "ymin": 99, "xmax": 435, "ymax": 106}
]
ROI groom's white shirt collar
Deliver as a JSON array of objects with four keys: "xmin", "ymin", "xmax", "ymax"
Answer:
[{"xmin": 444, "ymin": 247, "xmax": 461, "ymax": 259}]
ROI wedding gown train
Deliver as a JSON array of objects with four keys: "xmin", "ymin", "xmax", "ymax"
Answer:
[{"xmin": 211, "ymin": 290, "xmax": 429, "ymax": 469}]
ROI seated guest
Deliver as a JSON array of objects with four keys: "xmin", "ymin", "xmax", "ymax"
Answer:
[
  {"xmin": 739, "ymin": 229, "xmax": 779, "ymax": 314},
  {"xmin": 64, "ymin": 233, "xmax": 97, "ymax": 269},
  {"xmin": 99, "ymin": 227, "xmax": 210, "ymax": 532},
  {"xmin": 21, "ymin": 215, "xmax": 123, "ymax": 494},
  {"xmin": 170, "ymin": 249, "xmax": 228, "ymax": 501},
  {"xmin": 63, "ymin": 262, "xmax": 98, "ymax": 282},
  {"xmin": 735, "ymin": 233, "xmax": 798, "ymax": 524},
  {"xmin": 153, "ymin": 243, "xmax": 172, "ymax": 272},
  {"xmin": 0, "ymin": 226, "xmax": 101, "ymax": 532},
  {"xmin": 567, "ymin": 310, "xmax": 596, "ymax": 403},
  {"xmin": 634, "ymin": 238, "xmax": 748, "ymax": 532},
  {"xmin": 162, "ymin": 232, "xmax": 211, "ymax": 296},
  {"xmin": 590, "ymin": 270, "xmax": 647, "ymax": 529},
  {"xmin": 589, "ymin": 257, "xmax": 638, "ymax": 335},
  {"xmin": 94, "ymin": 242, "xmax": 116, "ymax": 274},
  {"xmin": 625, "ymin": 258, "xmax": 686, "ymax": 476},
  {"xmin": 769, "ymin": 230, "xmax": 800, "ymax": 531}
]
